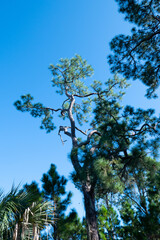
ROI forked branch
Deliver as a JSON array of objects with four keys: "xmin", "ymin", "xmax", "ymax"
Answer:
[{"xmin": 78, "ymin": 130, "xmax": 101, "ymax": 147}]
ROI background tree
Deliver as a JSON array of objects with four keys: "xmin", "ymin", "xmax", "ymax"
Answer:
[
  {"xmin": 56, "ymin": 210, "xmax": 87, "ymax": 240},
  {"xmin": 92, "ymin": 92, "xmax": 160, "ymax": 239},
  {"xmin": 41, "ymin": 164, "xmax": 72, "ymax": 240},
  {"xmin": 108, "ymin": 0, "xmax": 160, "ymax": 98},
  {"xmin": 117, "ymin": 155, "xmax": 160, "ymax": 239},
  {"xmin": 97, "ymin": 201, "xmax": 120, "ymax": 240},
  {"xmin": 23, "ymin": 181, "xmax": 42, "ymax": 203}
]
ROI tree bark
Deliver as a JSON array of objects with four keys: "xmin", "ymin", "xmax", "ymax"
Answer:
[
  {"xmin": 82, "ymin": 185, "xmax": 100, "ymax": 240},
  {"xmin": 67, "ymin": 94, "xmax": 100, "ymax": 239}
]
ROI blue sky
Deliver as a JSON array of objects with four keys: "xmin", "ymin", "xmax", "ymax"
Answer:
[{"xmin": 0, "ymin": 0, "xmax": 160, "ymax": 218}]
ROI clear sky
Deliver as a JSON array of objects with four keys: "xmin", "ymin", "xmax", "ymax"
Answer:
[{"xmin": 0, "ymin": 0, "xmax": 160, "ymax": 218}]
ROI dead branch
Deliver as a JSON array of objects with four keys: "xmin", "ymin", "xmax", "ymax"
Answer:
[{"xmin": 78, "ymin": 130, "xmax": 101, "ymax": 147}]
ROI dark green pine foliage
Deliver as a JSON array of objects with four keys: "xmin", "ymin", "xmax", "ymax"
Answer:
[
  {"xmin": 57, "ymin": 210, "xmax": 87, "ymax": 240},
  {"xmin": 23, "ymin": 181, "xmax": 42, "ymax": 202},
  {"xmin": 93, "ymin": 95, "xmax": 160, "ymax": 195},
  {"xmin": 108, "ymin": 0, "xmax": 160, "ymax": 98},
  {"xmin": 119, "ymin": 158, "xmax": 160, "ymax": 239},
  {"xmin": 14, "ymin": 94, "xmax": 55, "ymax": 133},
  {"xmin": 98, "ymin": 200, "xmax": 120, "ymax": 240},
  {"xmin": 92, "ymin": 84, "xmax": 160, "ymax": 238},
  {"xmin": 41, "ymin": 164, "xmax": 73, "ymax": 239}
]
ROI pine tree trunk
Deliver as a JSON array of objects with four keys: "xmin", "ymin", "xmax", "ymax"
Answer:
[{"xmin": 82, "ymin": 184, "xmax": 100, "ymax": 240}]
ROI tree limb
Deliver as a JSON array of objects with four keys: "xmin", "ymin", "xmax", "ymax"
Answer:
[
  {"xmin": 75, "ymin": 127, "xmax": 87, "ymax": 136},
  {"xmin": 58, "ymin": 126, "xmax": 71, "ymax": 138},
  {"xmin": 78, "ymin": 130, "xmax": 101, "ymax": 147},
  {"xmin": 129, "ymin": 29, "xmax": 160, "ymax": 54},
  {"xmin": 124, "ymin": 193, "xmax": 147, "ymax": 215}
]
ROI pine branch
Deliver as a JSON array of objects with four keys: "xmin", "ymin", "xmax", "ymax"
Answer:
[
  {"xmin": 124, "ymin": 193, "xmax": 147, "ymax": 215},
  {"xmin": 78, "ymin": 130, "xmax": 101, "ymax": 147}
]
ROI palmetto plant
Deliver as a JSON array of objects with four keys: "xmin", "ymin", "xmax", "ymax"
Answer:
[
  {"xmin": 0, "ymin": 186, "xmax": 23, "ymax": 239},
  {"xmin": 0, "ymin": 186, "xmax": 53, "ymax": 240},
  {"xmin": 13, "ymin": 201, "xmax": 53, "ymax": 240}
]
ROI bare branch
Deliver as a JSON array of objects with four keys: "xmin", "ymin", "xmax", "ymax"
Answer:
[
  {"xmin": 75, "ymin": 127, "xmax": 87, "ymax": 136},
  {"xmin": 62, "ymin": 98, "xmax": 70, "ymax": 109},
  {"xmin": 74, "ymin": 92, "xmax": 98, "ymax": 98},
  {"xmin": 58, "ymin": 130, "xmax": 67, "ymax": 145},
  {"xmin": 45, "ymin": 107, "xmax": 62, "ymax": 114},
  {"xmin": 78, "ymin": 130, "xmax": 101, "ymax": 147},
  {"xmin": 129, "ymin": 123, "xmax": 157, "ymax": 136},
  {"xmin": 74, "ymin": 82, "xmax": 119, "ymax": 99},
  {"xmin": 85, "ymin": 128, "xmax": 94, "ymax": 134},
  {"xmin": 58, "ymin": 126, "xmax": 72, "ymax": 139},
  {"xmin": 124, "ymin": 193, "xmax": 147, "ymax": 215},
  {"xmin": 68, "ymin": 96, "xmax": 77, "ymax": 142}
]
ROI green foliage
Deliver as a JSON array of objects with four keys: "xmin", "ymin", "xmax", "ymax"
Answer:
[
  {"xmin": 14, "ymin": 94, "xmax": 55, "ymax": 133},
  {"xmin": 57, "ymin": 210, "xmax": 87, "ymax": 240},
  {"xmin": 14, "ymin": 55, "xmax": 95, "ymax": 131},
  {"xmin": 0, "ymin": 185, "xmax": 52, "ymax": 240},
  {"xmin": 41, "ymin": 164, "xmax": 73, "ymax": 239},
  {"xmin": 14, "ymin": 52, "xmax": 160, "ymax": 238},
  {"xmin": 98, "ymin": 203, "xmax": 120, "ymax": 240},
  {"xmin": 49, "ymin": 55, "xmax": 94, "ymax": 126},
  {"xmin": 94, "ymin": 157, "xmax": 124, "ymax": 195},
  {"xmin": 40, "ymin": 164, "xmax": 87, "ymax": 240},
  {"xmin": 0, "ymin": 186, "xmax": 24, "ymax": 239},
  {"xmin": 92, "ymin": 83, "xmax": 160, "ymax": 199},
  {"xmin": 41, "ymin": 164, "xmax": 72, "ymax": 208},
  {"xmin": 95, "ymin": 151, "xmax": 160, "ymax": 239},
  {"xmin": 109, "ymin": 0, "xmax": 160, "ymax": 97},
  {"xmin": 23, "ymin": 181, "xmax": 42, "ymax": 202},
  {"xmin": 49, "ymin": 54, "xmax": 94, "ymax": 96},
  {"xmin": 119, "ymin": 164, "xmax": 160, "ymax": 239}
]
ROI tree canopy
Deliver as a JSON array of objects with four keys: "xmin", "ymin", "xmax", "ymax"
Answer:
[
  {"xmin": 12, "ymin": 1, "xmax": 160, "ymax": 239},
  {"xmin": 108, "ymin": 0, "xmax": 160, "ymax": 98},
  {"xmin": 14, "ymin": 53, "xmax": 160, "ymax": 239}
]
